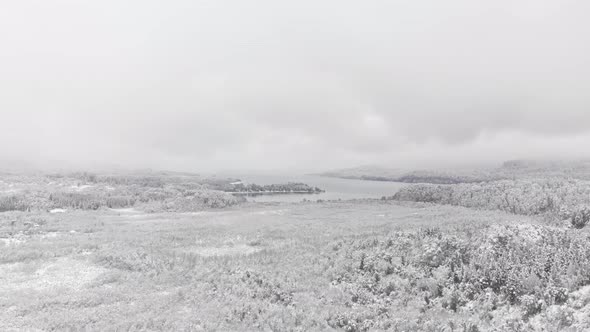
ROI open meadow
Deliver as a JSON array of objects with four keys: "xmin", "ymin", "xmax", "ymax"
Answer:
[{"xmin": 1, "ymin": 203, "xmax": 589, "ymax": 331}]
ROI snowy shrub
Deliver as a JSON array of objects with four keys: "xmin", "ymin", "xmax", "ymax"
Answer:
[
  {"xmin": 568, "ymin": 205, "xmax": 590, "ymax": 229},
  {"xmin": 106, "ymin": 196, "xmax": 136, "ymax": 209},
  {"xmin": 0, "ymin": 195, "xmax": 31, "ymax": 212},
  {"xmin": 327, "ymin": 223, "xmax": 590, "ymax": 327},
  {"xmin": 49, "ymin": 192, "xmax": 103, "ymax": 210},
  {"xmin": 393, "ymin": 179, "xmax": 590, "ymax": 220}
]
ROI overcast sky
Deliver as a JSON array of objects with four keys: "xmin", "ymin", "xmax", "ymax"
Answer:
[{"xmin": 1, "ymin": 1, "xmax": 589, "ymax": 172}]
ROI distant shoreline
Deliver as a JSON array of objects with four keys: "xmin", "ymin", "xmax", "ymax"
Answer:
[{"xmin": 229, "ymin": 190, "xmax": 325, "ymax": 196}]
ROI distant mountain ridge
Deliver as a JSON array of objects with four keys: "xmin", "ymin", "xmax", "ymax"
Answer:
[{"xmin": 319, "ymin": 159, "xmax": 590, "ymax": 184}]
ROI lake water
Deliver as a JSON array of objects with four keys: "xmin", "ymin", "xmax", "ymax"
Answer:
[{"xmin": 234, "ymin": 174, "xmax": 407, "ymax": 203}]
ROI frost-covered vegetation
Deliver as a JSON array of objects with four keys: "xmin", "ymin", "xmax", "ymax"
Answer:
[
  {"xmin": 327, "ymin": 223, "xmax": 590, "ymax": 331},
  {"xmin": 4, "ymin": 163, "xmax": 590, "ymax": 331},
  {"xmin": 0, "ymin": 172, "xmax": 244, "ymax": 212},
  {"xmin": 0, "ymin": 172, "xmax": 326, "ymax": 213},
  {"xmin": 2, "ymin": 201, "xmax": 590, "ymax": 331},
  {"xmin": 392, "ymin": 179, "xmax": 590, "ymax": 228}
]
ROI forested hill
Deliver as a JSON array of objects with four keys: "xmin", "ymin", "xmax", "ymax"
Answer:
[{"xmin": 320, "ymin": 159, "xmax": 590, "ymax": 185}]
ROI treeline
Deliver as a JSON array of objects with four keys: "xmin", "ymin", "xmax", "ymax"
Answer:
[
  {"xmin": 48, "ymin": 192, "xmax": 136, "ymax": 210},
  {"xmin": 392, "ymin": 170, "xmax": 503, "ymax": 184},
  {"xmin": 392, "ymin": 179, "xmax": 590, "ymax": 228},
  {"xmin": 50, "ymin": 172, "xmax": 192, "ymax": 189},
  {"xmin": 324, "ymin": 169, "xmax": 506, "ymax": 185},
  {"xmin": 323, "ymin": 159, "xmax": 590, "ymax": 185},
  {"xmin": 0, "ymin": 188, "xmax": 243, "ymax": 212},
  {"xmin": 228, "ymin": 182, "xmax": 324, "ymax": 194},
  {"xmin": 49, "ymin": 171, "xmax": 243, "ymax": 191},
  {"xmin": 0, "ymin": 172, "xmax": 246, "ymax": 213}
]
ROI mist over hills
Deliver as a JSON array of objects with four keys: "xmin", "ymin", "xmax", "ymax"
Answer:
[{"xmin": 320, "ymin": 159, "xmax": 590, "ymax": 184}]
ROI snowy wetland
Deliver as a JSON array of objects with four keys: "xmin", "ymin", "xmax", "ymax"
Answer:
[{"xmin": 2, "ymin": 163, "xmax": 590, "ymax": 331}]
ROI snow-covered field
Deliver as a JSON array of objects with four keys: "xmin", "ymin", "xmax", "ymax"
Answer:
[{"xmin": 1, "ymin": 199, "xmax": 590, "ymax": 331}]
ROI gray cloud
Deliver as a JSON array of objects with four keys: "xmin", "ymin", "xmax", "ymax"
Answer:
[{"xmin": 1, "ymin": 0, "xmax": 590, "ymax": 172}]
